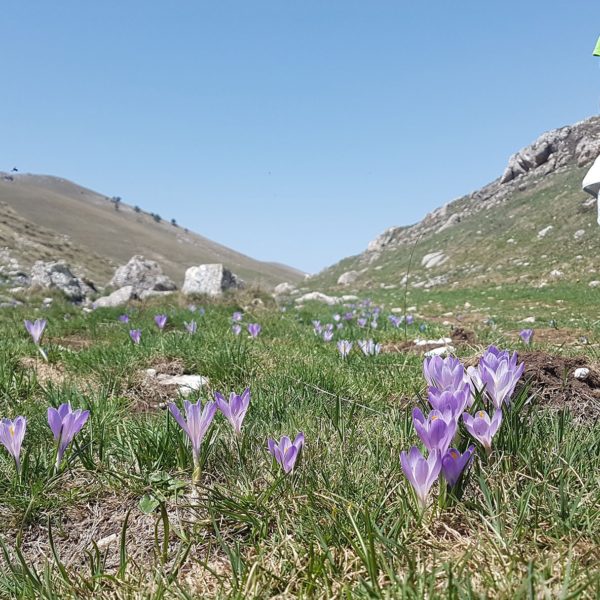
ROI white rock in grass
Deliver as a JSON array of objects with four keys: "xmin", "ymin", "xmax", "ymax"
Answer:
[
  {"xmin": 520, "ymin": 316, "xmax": 536, "ymax": 323},
  {"xmin": 537, "ymin": 225, "xmax": 553, "ymax": 239},
  {"xmin": 588, "ymin": 281, "xmax": 600, "ymax": 288},
  {"xmin": 295, "ymin": 292, "xmax": 341, "ymax": 305},
  {"xmin": 574, "ymin": 368, "xmax": 590, "ymax": 380},
  {"xmin": 414, "ymin": 337, "xmax": 452, "ymax": 346},
  {"xmin": 424, "ymin": 345, "xmax": 455, "ymax": 357},
  {"xmin": 155, "ymin": 374, "xmax": 209, "ymax": 396},
  {"xmin": 574, "ymin": 229, "xmax": 585, "ymax": 240}
]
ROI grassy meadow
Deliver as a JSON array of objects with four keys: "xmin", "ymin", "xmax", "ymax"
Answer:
[{"xmin": 0, "ymin": 287, "xmax": 598, "ymax": 599}]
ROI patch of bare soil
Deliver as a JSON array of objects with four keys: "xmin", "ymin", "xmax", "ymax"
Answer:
[
  {"xmin": 512, "ymin": 328, "xmax": 589, "ymax": 347},
  {"xmin": 125, "ymin": 357, "xmax": 205, "ymax": 413},
  {"xmin": 52, "ymin": 335, "xmax": 93, "ymax": 351},
  {"xmin": 4, "ymin": 492, "xmax": 231, "ymax": 596},
  {"xmin": 382, "ymin": 327, "xmax": 478, "ymax": 355},
  {"xmin": 518, "ymin": 351, "xmax": 600, "ymax": 422},
  {"xmin": 19, "ymin": 357, "xmax": 66, "ymax": 386}
]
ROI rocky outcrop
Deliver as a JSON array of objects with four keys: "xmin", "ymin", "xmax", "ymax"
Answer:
[
  {"xmin": 30, "ymin": 261, "xmax": 95, "ymax": 301},
  {"xmin": 273, "ymin": 282, "xmax": 298, "ymax": 296},
  {"xmin": 181, "ymin": 264, "xmax": 244, "ymax": 297},
  {"xmin": 337, "ymin": 270, "xmax": 360, "ymax": 285},
  {"xmin": 93, "ymin": 286, "xmax": 134, "ymax": 308},
  {"xmin": 109, "ymin": 256, "xmax": 176, "ymax": 297}
]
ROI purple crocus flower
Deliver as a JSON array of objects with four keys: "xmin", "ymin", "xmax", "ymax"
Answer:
[
  {"xmin": 478, "ymin": 347, "xmax": 525, "ymax": 409},
  {"xmin": 312, "ymin": 320, "xmax": 322, "ymax": 335},
  {"xmin": 24, "ymin": 319, "xmax": 46, "ymax": 345},
  {"xmin": 358, "ymin": 339, "xmax": 381, "ymax": 356},
  {"xmin": 232, "ymin": 324, "xmax": 242, "ymax": 336},
  {"xmin": 232, "ymin": 311, "xmax": 243, "ymax": 322},
  {"xmin": 129, "ymin": 329, "xmax": 142, "ymax": 344},
  {"xmin": 168, "ymin": 399, "xmax": 217, "ymax": 464},
  {"xmin": 333, "ymin": 314, "xmax": 341, "ymax": 322},
  {"xmin": 154, "ymin": 314, "xmax": 168, "ymax": 330},
  {"xmin": 248, "ymin": 323, "xmax": 261, "ymax": 338},
  {"xmin": 214, "ymin": 388, "xmax": 250, "ymax": 435},
  {"xmin": 323, "ymin": 330, "xmax": 334, "ymax": 342},
  {"xmin": 519, "ymin": 329, "xmax": 534, "ymax": 344},
  {"xmin": 428, "ymin": 385, "xmax": 472, "ymax": 416},
  {"xmin": 184, "ymin": 320, "xmax": 197, "ymax": 334},
  {"xmin": 441, "ymin": 446, "xmax": 475, "ymax": 487},
  {"xmin": 423, "ymin": 355, "xmax": 465, "ymax": 391},
  {"xmin": 465, "ymin": 365, "xmax": 485, "ymax": 397},
  {"xmin": 0, "ymin": 417, "xmax": 26, "ymax": 473},
  {"xmin": 462, "ymin": 409, "xmax": 503, "ymax": 454},
  {"xmin": 406, "ymin": 315, "xmax": 414, "ymax": 325},
  {"xmin": 337, "ymin": 340, "xmax": 353, "ymax": 358},
  {"xmin": 370, "ymin": 320, "xmax": 378, "ymax": 329},
  {"xmin": 118, "ymin": 314, "xmax": 130, "ymax": 323},
  {"xmin": 357, "ymin": 317, "xmax": 367, "ymax": 328},
  {"xmin": 388, "ymin": 315, "xmax": 402, "ymax": 328},
  {"xmin": 267, "ymin": 433, "xmax": 304, "ymax": 474},
  {"xmin": 343, "ymin": 312, "xmax": 354, "ymax": 321},
  {"xmin": 412, "ymin": 407, "xmax": 457, "ymax": 454},
  {"xmin": 47, "ymin": 403, "xmax": 90, "ymax": 469},
  {"xmin": 400, "ymin": 447, "xmax": 441, "ymax": 509}
]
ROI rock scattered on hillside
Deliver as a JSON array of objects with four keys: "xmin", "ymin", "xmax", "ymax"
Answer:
[
  {"xmin": 181, "ymin": 264, "xmax": 244, "ymax": 297},
  {"xmin": 337, "ymin": 270, "xmax": 359, "ymax": 285},
  {"xmin": 93, "ymin": 286, "xmax": 134, "ymax": 308},
  {"xmin": 30, "ymin": 261, "xmax": 95, "ymax": 302},
  {"xmin": 273, "ymin": 282, "xmax": 298, "ymax": 296},
  {"xmin": 110, "ymin": 256, "xmax": 176, "ymax": 297},
  {"xmin": 421, "ymin": 251, "xmax": 448, "ymax": 269}
]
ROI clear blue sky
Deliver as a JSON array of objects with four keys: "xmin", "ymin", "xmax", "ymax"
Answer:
[{"xmin": 2, "ymin": 1, "xmax": 599, "ymax": 273}]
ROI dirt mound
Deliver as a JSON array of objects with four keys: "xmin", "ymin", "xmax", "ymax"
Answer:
[{"xmin": 519, "ymin": 351, "xmax": 600, "ymax": 422}]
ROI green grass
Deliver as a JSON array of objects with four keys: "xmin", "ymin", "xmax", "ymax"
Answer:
[{"xmin": 0, "ymin": 291, "xmax": 598, "ymax": 598}]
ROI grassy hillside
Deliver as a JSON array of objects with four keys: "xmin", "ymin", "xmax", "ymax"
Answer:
[
  {"xmin": 312, "ymin": 165, "xmax": 599, "ymax": 292},
  {"xmin": 0, "ymin": 173, "xmax": 303, "ymax": 288}
]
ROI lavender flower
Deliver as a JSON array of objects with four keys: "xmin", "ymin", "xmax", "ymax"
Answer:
[
  {"xmin": 323, "ymin": 330, "xmax": 334, "ymax": 342},
  {"xmin": 412, "ymin": 407, "xmax": 457, "ymax": 454},
  {"xmin": 400, "ymin": 447, "xmax": 441, "ymax": 509},
  {"xmin": 337, "ymin": 340, "xmax": 353, "ymax": 358},
  {"xmin": 388, "ymin": 315, "xmax": 402, "ymax": 328},
  {"xmin": 248, "ymin": 323, "xmax": 261, "ymax": 338},
  {"xmin": 370, "ymin": 320, "xmax": 378, "ymax": 329},
  {"xmin": 48, "ymin": 403, "xmax": 90, "ymax": 469},
  {"xmin": 118, "ymin": 314, "xmax": 130, "ymax": 323},
  {"xmin": 357, "ymin": 317, "xmax": 367, "ymax": 328},
  {"xmin": 187, "ymin": 304, "xmax": 197, "ymax": 312},
  {"xmin": 333, "ymin": 314, "xmax": 341, "ymax": 322},
  {"xmin": 232, "ymin": 324, "xmax": 242, "ymax": 336},
  {"xmin": 462, "ymin": 409, "xmax": 503, "ymax": 454},
  {"xmin": 232, "ymin": 311, "xmax": 243, "ymax": 322},
  {"xmin": 358, "ymin": 339, "xmax": 381, "ymax": 356},
  {"xmin": 428, "ymin": 385, "xmax": 472, "ymax": 417},
  {"xmin": 343, "ymin": 312, "xmax": 354, "ymax": 321},
  {"xmin": 24, "ymin": 319, "xmax": 46, "ymax": 345},
  {"xmin": 519, "ymin": 329, "xmax": 534, "ymax": 344},
  {"xmin": 406, "ymin": 315, "xmax": 414, "ymax": 325},
  {"xmin": 312, "ymin": 320, "xmax": 322, "ymax": 335},
  {"xmin": 129, "ymin": 329, "xmax": 142, "ymax": 344},
  {"xmin": 214, "ymin": 388, "xmax": 250, "ymax": 435},
  {"xmin": 184, "ymin": 320, "xmax": 197, "ymax": 334},
  {"xmin": 267, "ymin": 433, "xmax": 304, "ymax": 474},
  {"xmin": 168, "ymin": 399, "xmax": 217, "ymax": 464},
  {"xmin": 441, "ymin": 446, "xmax": 475, "ymax": 487},
  {"xmin": 0, "ymin": 417, "xmax": 26, "ymax": 473},
  {"xmin": 423, "ymin": 355, "xmax": 465, "ymax": 391},
  {"xmin": 154, "ymin": 314, "xmax": 168, "ymax": 330},
  {"xmin": 478, "ymin": 347, "xmax": 524, "ymax": 408}
]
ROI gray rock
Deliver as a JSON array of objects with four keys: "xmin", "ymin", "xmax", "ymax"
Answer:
[
  {"xmin": 93, "ymin": 286, "xmax": 134, "ymax": 308},
  {"xmin": 337, "ymin": 270, "xmax": 359, "ymax": 285},
  {"xmin": 139, "ymin": 289, "xmax": 176, "ymax": 301},
  {"xmin": 30, "ymin": 261, "xmax": 92, "ymax": 301},
  {"xmin": 421, "ymin": 251, "xmax": 448, "ymax": 269},
  {"xmin": 181, "ymin": 264, "xmax": 244, "ymax": 297},
  {"xmin": 109, "ymin": 256, "xmax": 176, "ymax": 296},
  {"xmin": 294, "ymin": 291, "xmax": 342, "ymax": 305},
  {"xmin": 273, "ymin": 282, "xmax": 298, "ymax": 296},
  {"xmin": 537, "ymin": 226, "xmax": 553, "ymax": 239}
]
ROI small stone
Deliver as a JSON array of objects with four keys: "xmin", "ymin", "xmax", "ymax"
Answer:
[
  {"xmin": 521, "ymin": 316, "xmax": 536, "ymax": 323},
  {"xmin": 574, "ymin": 368, "xmax": 590, "ymax": 381}
]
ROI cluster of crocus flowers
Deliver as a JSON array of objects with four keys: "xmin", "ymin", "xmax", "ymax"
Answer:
[
  {"xmin": 337, "ymin": 340, "xmax": 353, "ymax": 358},
  {"xmin": 358, "ymin": 339, "xmax": 381, "ymax": 356},
  {"xmin": 129, "ymin": 329, "xmax": 142, "ymax": 345},
  {"xmin": 402, "ymin": 347, "xmax": 524, "ymax": 510},
  {"xmin": 24, "ymin": 319, "xmax": 48, "ymax": 361}
]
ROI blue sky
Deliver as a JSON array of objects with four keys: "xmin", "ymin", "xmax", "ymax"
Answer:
[{"xmin": 2, "ymin": 1, "xmax": 599, "ymax": 273}]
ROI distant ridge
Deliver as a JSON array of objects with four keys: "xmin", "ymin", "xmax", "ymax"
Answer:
[{"xmin": 0, "ymin": 173, "xmax": 304, "ymax": 288}]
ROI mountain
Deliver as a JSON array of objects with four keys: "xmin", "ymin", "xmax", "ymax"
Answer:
[
  {"xmin": 311, "ymin": 116, "xmax": 600, "ymax": 292},
  {"xmin": 0, "ymin": 173, "xmax": 304, "ymax": 288}
]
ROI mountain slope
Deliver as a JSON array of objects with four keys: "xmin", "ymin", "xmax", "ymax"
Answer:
[
  {"xmin": 311, "ymin": 116, "xmax": 600, "ymax": 292},
  {"xmin": 0, "ymin": 173, "xmax": 304, "ymax": 288}
]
